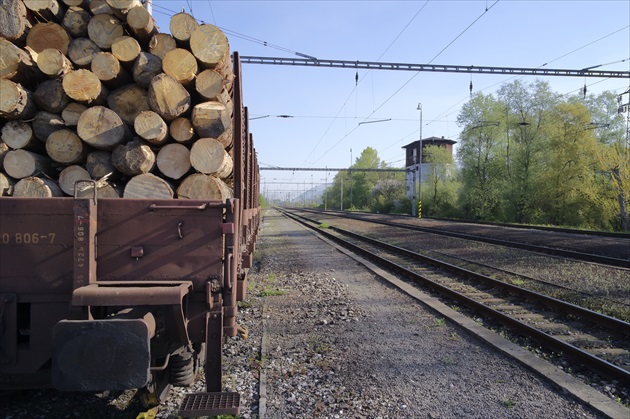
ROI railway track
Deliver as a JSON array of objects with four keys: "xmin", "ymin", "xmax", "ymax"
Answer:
[
  {"xmin": 279, "ymin": 208, "xmax": 630, "ymax": 389},
  {"xmin": 296, "ymin": 208, "xmax": 630, "ymax": 268}
]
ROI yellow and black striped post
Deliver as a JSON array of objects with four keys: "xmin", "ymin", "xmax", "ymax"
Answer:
[{"xmin": 417, "ymin": 200, "xmax": 422, "ymax": 218}]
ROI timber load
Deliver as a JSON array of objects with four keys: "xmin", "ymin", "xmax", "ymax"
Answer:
[{"xmin": 0, "ymin": 1, "xmax": 235, "ymax": 201}]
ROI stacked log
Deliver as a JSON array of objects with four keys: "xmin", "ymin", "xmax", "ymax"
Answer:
[{"xmin": 1, "ymin": 3, "xmax": 235, "ymax": 201}]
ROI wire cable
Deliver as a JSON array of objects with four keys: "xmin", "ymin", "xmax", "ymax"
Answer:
[{"xmin": 312, "ymin": 0, "xmax": 500, "ymax": 164}]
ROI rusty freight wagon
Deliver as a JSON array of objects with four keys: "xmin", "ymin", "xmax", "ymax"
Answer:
[{"xmin": 0, "ymin": 49, "xmax": 260, "ymax": 416}]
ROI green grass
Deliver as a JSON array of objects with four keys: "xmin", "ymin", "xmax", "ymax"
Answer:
[
  {"xmin": 433, "ymin": 318, "xmax": 446, "ymax": 327},
  {"xmin": 258, "ymin": 288, "xmax": 286, "ymax": 297}
]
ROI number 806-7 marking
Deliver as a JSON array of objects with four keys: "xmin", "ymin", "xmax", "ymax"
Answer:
[{"xmin": 0, "ymin": 233, "xmax": 56, "ymax": 245}]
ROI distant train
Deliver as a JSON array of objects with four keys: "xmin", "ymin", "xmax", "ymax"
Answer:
[{"xmin": 0, "ymin": 52, "xmax": 259, "ymax": 416}]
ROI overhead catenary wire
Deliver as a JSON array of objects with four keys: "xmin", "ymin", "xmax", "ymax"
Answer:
[
  {"xmin": 300, "ymin": 1, "xmax": 431, "ymax": 165},
  {"xmin": 311, "ymin": 0, "xmax": 501, "ymax": 165}
]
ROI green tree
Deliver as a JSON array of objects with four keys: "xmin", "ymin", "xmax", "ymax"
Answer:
[
  {"xmin": 587, "ymin": 91, "xmax": 629, "ymax": 231},
  {"xmin": 324, "ymin": 147, "xmax": 406, "ymax": 212},
  {"xmin": 423, "ymin": 145, "xmax": 459, "ymax": 216},
  {"xmin": 371, "ymin": 175, "xmax": 407, "ymax": 213},
  {"xmin": 537, "ymin": 102, "xmax": 599, "ymax": 227},
  {"xmin": 498, "ymin": 80, "xmax": 558, "ymax": 223},
  {"xmin": 456, "ymin": 92, "xmax": 506, "ymax": 220}
]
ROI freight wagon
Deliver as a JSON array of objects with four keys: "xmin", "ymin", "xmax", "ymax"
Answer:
[{"xmin": 0, "ymin": 53, "xmax": 259, "ymax": 416}]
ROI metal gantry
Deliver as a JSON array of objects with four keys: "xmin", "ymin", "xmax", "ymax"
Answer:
[{"xmin": 241, "ymin": 56, "xmax": 630, "ymax": 79}]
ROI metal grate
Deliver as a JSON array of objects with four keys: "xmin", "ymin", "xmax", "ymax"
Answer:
[{"xmin": 179, "ymin": 392, "xmax": 240, "ymax": 417}]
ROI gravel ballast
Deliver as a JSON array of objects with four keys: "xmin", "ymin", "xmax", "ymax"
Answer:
[{"xmin": 228, "ymin": 209, "xmax": 605, "ymax": 418}]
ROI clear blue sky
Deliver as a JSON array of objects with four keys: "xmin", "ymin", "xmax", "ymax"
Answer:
[{"xmin": 151, "ymin": 1, "xmax": 629, "ymax": 198}]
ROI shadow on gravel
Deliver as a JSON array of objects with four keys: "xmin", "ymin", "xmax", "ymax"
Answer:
[{"xmin": 0, "ymin": 388, "xmax": 145, "ymax": 418}]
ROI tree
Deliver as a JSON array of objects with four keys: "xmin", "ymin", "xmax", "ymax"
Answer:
[
  {"xmin": 323, "ymin": 147, "xmax": 406, "ymax": 212},
  {"xmin": 456, "ymin": 92, "xmax": 506, "ymax": 220},
  {"xmin": 423, "ymin": 144, "xmax": 459, "ymax": 216},
  {"xmin": 497, "ymin": 80, "xmax": 558, "ymax": 223},
  {"xmin": 537, "ymin": 102, "xmax": 599, "ymax": 227},
  {"xmin": 586, "ymin": 91, "xmax": 629, "ymax": 231}
]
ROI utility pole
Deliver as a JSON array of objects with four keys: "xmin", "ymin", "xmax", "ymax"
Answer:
[
  {"xmin": 417, "ymin": 103, "xmax": 423, "ymax": 218},
  {"xmin": 349, "ymin": 149, "xmax": 353, "ymax": 210}
]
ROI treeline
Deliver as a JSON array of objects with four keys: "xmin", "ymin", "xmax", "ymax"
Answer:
[
  {"xmin": 455, "ymin": 81, "xmax": 628, "ymax": 232},
  {"xmin": 319, "ymin": 80, "xmax": 629, "ymax": 232}
]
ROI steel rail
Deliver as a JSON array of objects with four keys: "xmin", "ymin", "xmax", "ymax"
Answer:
[
  {"xmin": 298, "ymin": 208, "xmax": 630, "ymax": 268},
  {"xmin": 280, "ymin": 208, "xmax": 630, "ymax": 386}
]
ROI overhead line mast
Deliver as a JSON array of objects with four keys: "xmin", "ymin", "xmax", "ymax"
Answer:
[{"xmin": 240, "ymin": 56, "xmax": 630, "ymax": 79}]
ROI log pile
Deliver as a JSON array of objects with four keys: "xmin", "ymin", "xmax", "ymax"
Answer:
[{"xmin": 0, "ymin": 1, "xmax": 235, "ymax": 200}]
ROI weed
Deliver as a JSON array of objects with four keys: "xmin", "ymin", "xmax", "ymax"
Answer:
[
  {"xmin": 258, "ymin": 288, "xmax": 286, "ymax": 297},
  {"xmin": 502, "ymin": 399, "xmax": 516, "ymax": 409},
  {"xmin": 318, "ymin": 223, "xmax": 330, "ymax": 229},
  {"xmin": 433, "ymin": 318, "xmax": 446, "ymax": 327},
  {"xmin": 440, "ymin": 357, "xmax": 455, "ymax": 367}
]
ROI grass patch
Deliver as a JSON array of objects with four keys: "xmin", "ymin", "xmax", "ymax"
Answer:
[
  {"xmin": 258, "ymin": 288, "xmax": 286, "ymax": 297},
  {"xmin": 318, "ymin": 223, "xmax": 331, "ymax": 229},
  {"xmin": 433, "ymin": 318, "xmax": 446, "ymax": 327},
  {"xmin": 502, "ymin": 399, "xmax": 516, "ymax": 409}
]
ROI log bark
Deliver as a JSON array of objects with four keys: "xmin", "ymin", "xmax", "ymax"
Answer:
[
  {"xmin": 106, "ymin": 0, "xmax": 142, "ymax": 12},
  {"xmin": 58, "ymin": 164, "xmax": 91, "ymax": 195},
  {"xmin": 61, "ymin": 102, "xmax": 87, "ymax": 126},
  {"xmin": 23, "ymin": 0, "xmax": 65, "ymax": 23},
  {"xmin": 0, "ymin": 0, "xmax": 31, "ymax": 44},
  {"xmin": 0, "ymin": 79, "xmax": 37, "ymax": 120},
  {"xmin": 170, "ymin": 12, "xmax": 199, "ymax": 45},
  {"xmin": 62, "ymin": 69, "xmax": 108, "ymax": 105},
  {"xmin": 94, "ymin": 181, "xmax": 122, "ymax": 198},
  {"xmin": 13, "ymin": 176, "xmax": 63, "ymax": 197},
  {"xmin": 77, "ymin": 105, "xmax": 130, "ymax": 150},
  {"xmin": 89, "ymin": 0, "xmax": 118, "ymax": 16},
  {"xmin": 37, "ymin": 48, "xmax": 73, "ymax": 78},
  {"xmin": 32, "ymin": 111, "xmax": 65, "ymax": 142},
  {"xmin": 62, "ymin": 6, "xmax": 90, "ymax": 38},
  {"xmin": 3, "ymin": 149, "xmax": 54, "ymax": 179},
  {"xmin": 1, "ymin": 121, "xmax": 38, "ymax": 150},
  {"xmin": 123, "ymin": 173, "xmax": 173, "ymax": 199},
  {"xmin": 0, "ymin": 39, "xmax": 42, "ymax": 84},
  {"xmin": 134, "ymin": 110, "xmax": 169, "ymax": 145},
  {"xmin": 34, "ymin": 79, "xmax": 71, "ymax": 114},
  {"xmin": 27, "ymin": 22, "xmax": 71, "ymax": 55},
  {"xmin": 196, "ymin": 69, "xmax": 232, "ymax": 101},
  {"xmin": 189, "ymin": 137, "xmax": 233, "ymax": 179},
  {"xmin": 87, "ymin": 13, "xmax": 124, "ymax": 49},
  {"xmin": 62, "ymin": 0, "xmax": 88, "ymax": 6},
  {"xmin": 191, "ymin": 101, "xmax": 231, "ymax": 146},
  {"xmin": 46, "ymin": 128, "xmax": 86, "ymax": 164},
  {"xmin": 107, "ymin": 83, "xmax": 150, "ymax": 126},
  {"xmin": 111, "ymin": 35, "xmax": 141, "ymax": 66},
  {"xmin": 147, "ymin": 73, "xmax": 190, "ymax": 121},
  {"xmin": 126, "ymin": 6, "xmax": 157, "ymax": 45},
  {"xmin": 132, "ymin": 52, "xmax": 162, "ymax": 87},
  {"xmin": 67, "ymin": 37, "xmax": 101, "ymax": 68},
  {"xmin": 86, "ymin": 150, "xmax": 118, "ymax": 178},
  {"xmin": 177, "ymin": 174, "xmax": 232, "ymax": 201},
  {"xmin": 169, "ymin": 117, "xmax": 197, "ymax": 144},
  {"xmin": 148, "ymin": 33, "xmax": 176, "ymax": 60},
  {"xmin": 189, "ymin": 24, "xmax": 231, "ymax": 75},
  {"xmin": 156, "ymin": 143, "xmax": 191, "ymax": 180},
  {"xmin": 112, "ymin": 139, "xmax": 155, "ymax": 176},
  {"xmin": 91, "ymin": 51, "xmax": 131, "ymax": 87},
  {"xmin": 162, "ymin": 48, "xmax": 198, "ymax": 87},
  {"xmin": 0, "ymin": 172, "xmax": 15, "ymax": 196},
  {"xmin": 0, "ymin": 141, "xmax": 9, "ymax": 166}
]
